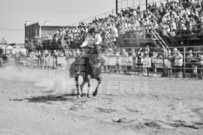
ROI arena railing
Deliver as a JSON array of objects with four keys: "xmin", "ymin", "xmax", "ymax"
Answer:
[
  {"xmin": 114, "ymin": 46, "xmax": 203, "ymax": 77},
  {"xmin": 20, "ymin": 45, "xmax": 203, "ymax": 79}
]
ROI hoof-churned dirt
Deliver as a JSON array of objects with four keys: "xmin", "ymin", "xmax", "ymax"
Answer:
[{"xmin": 0, "ymin": 66, "xmax": 203, "ymax": 135}]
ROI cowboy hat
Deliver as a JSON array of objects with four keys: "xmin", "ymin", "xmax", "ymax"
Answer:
[
  {"xmin": 189, "ymin": 50, "xmax": 193, "ymax": 53},
  {"xmin": 108, "ymin": 48, "xmax": 113, "ymax": 51},
  {"xmin": 88, "ymin": 27, "xmax": 96, "ymax": 35}
]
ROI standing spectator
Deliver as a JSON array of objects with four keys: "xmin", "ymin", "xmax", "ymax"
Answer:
[
  {"xmin": 164, "ymin": 48, "xmax": 173, "ymax": 77},
  {"xmin": 174, "ymin": 50, "xmax": 183, "ymax": 77},
  {"xmin": 137, "ymin": 48, "xmax": 144, "ymax": 75},
  {"xmin": 131, "ymin": 49, "xmax": 137, "ymax": 73},
  {"xmin": 151, "ymin": 51, "xmax": 158, "ymax": 77},
  {"xmin": 53, "ymin": 50, "xmax": 58, "ymax": 69},
  {"xmin": 120, "ymin": 48, "xmax": 129, "ymax": 74},
  {"xmin": 115, "ymin": 49, "xmax": 121, "ymax": 73},
  {"xmin": 191, "ymin": 50, "xmax": 199, "ymax": 78},
  {"xmin": 43, "ymin": 50, "xmax": 49, "ymax": 68},
  {"xmin": 41, "ymin": 51, "xmax": 46, "ymax": 69},
  {"xmin": 107, "ymin": 48, "xmax": 114, "ymax": 72},
  {"xmin": 47, "ymin": 51, "xmax": 52, "ymax": 69},
  {"xmin": 143, "ymin": 51, "xmax": 150, "ymax": 76},
  {"xmin": 35, "ymin": 51, "xmax": 41, "ymax": 68},
  {"xmin": 186, "ymin": 50, "xmax": 194, "ymax": 74},
  {"xmin": 198, "ymin": 52, "xmax": 203, "ymax": 79}
]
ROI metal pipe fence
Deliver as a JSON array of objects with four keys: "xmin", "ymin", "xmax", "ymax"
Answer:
[{"xmin": 17, "ymin": 46, "xmax": 203, "ymax": 79}]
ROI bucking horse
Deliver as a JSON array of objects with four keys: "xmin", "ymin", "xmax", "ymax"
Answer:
[{"xmin": 69, "ymin": 45, "xmax": 104, "ymax": 98}]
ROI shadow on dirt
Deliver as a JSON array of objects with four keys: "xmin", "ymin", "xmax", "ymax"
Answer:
[{"xmin": 12, "ymin": 93, "xmax": 78, "ymax": 103}]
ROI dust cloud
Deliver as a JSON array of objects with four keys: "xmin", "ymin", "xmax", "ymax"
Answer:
[{"xmin": 0, "ymin": 61, "xmax": 78, "ymax": 95}]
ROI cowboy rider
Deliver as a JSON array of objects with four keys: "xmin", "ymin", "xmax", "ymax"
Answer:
[{"xmin": 80, "ymin": 27, "xmax": 104, "ymax": 79}]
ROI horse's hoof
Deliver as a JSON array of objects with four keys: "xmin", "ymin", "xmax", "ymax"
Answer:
[
  {"xmin": 81, "ymin": 93, "xmax": 85, "ymax": 97},
  {"xmin": 93, "ymin": 90, "xmax": 98, "ymax": 97},
  {"xmin": 87, "ymin": 94, "xmax": 92, "ymax": 98}
]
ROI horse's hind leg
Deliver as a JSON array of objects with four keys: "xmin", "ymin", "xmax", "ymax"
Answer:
[
  {"xmin": 87, "ymin": 75, "xmax": 92, "ymax": 98},
  {"xmin": 75, "ymin": 77, "xmax": 81, "ymax": 98},
  {"xmin": 93, "ymin": 78, "xmax": 101, "ymax": 97}
]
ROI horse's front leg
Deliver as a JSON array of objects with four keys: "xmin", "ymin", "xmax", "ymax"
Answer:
[
  {"xmin": 93, "ymin": 78, "xmax": 101, "ymax": 97},
  {"xmin": 75, "ymin": 76, "xmax": 81, "ymax": 98},
  {"xmin": 80, "ymin": 80, "xmax": 87, "ymax": 97}
]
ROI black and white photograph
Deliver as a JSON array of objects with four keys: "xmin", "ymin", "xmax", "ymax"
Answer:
[{"xmin": 0, "ymin": 0, "xmax": 203, "ymax": 134}]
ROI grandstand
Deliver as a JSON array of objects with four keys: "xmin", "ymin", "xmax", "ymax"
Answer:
[
  {"xmin": 35, "ymin": 0, "xmax": 203, "ymax": 52},
  {"xmin": 20, "ymin": 0, "xmax": 203, "ymax": 78}
]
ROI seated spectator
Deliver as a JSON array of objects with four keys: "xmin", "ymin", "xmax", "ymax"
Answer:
[
  {"xmin": 121, "ymin": 48, "xmax": 128, "ymax": 57},
  {"xmin": 107, "ymin": 48, "xmax": 114, "ymax": 56},
  {"xmin": 144, "ymin": 44, "xmax": 150, "ymax": 54}
]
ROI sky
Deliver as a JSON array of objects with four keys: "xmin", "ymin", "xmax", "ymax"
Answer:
[{"xmin": 0, "ymin": 0, "xmax": 159, "ymax": 43}]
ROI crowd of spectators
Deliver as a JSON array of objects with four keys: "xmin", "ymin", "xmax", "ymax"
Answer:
[
  {"xmin": 100, "ymin": 46, "xmax": 203, "ymax": 79},
  {"xmin": 42, "ymin": 0, "xmax": 203, "ymax": 49},
  {"xmin": 37, "ymin": 0, "xmax": 203, "ymax": 78},
  {"xmin": 16, "ymin": 49, "xmax": 70, "ymax": 69},
  {"xmin": 149, "ymin": 0, "xmax": 203, "ymax": 36}
]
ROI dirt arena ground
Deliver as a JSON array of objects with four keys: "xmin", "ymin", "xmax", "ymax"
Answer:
[{"xmin": 0, "ymin": 63, "xmax": 203, "ymax": 135}]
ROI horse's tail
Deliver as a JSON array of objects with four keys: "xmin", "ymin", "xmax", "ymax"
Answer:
[{"xmin": 69, "ymin": 56, "xmax": 84, "ymax": 78}]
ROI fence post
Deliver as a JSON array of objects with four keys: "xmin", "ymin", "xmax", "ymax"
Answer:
[
  {"xmin": 183, "ymin": 47, "xmax": 186, "ymax": 78},
  {"xmin": 163, "ymin": 56, "xmax": 165, "ymax": 77}
]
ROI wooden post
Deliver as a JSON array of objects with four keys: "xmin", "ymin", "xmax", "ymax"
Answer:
[
  {"xmin": 183, "ymin": 47, "xmax": 186, "ymax": 78},
  {"xmin": 116, "ymin": 0, "xmax": 118, "ymax": 14}
]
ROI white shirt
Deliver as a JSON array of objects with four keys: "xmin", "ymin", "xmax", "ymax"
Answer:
[
  {"xmin": 174, "ymin": 53, "xmax": 183, "ymax": 66},
  {"xmin": 113, "ymin": 26, "xmax": 118, "ymax": 37},
  {"xmin": 94, "ymin": 33, "xmax": 102, "ymax": 45}
]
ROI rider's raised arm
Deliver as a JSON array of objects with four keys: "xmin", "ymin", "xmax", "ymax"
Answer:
[{"xmin": 81, "ymin": 34, "xmax": 91, "ymax": 48}]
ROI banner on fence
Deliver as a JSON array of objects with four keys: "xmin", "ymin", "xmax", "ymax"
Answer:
[
  {"xmin": 143, "ymin": 57, "xmax": 151, "ymax": 68},
  {"xmin": 128, "ymin": 56, "xmax": 133, "ymax": 66},
  {"xmin": 57, "ymin": 57, "xmax": 66, "ymax": 66},
  {"xmin": 154, "ymin": 58, "xmax": 164, "ymax": 68},
  {"xmin": 47, "ymin": 58, "xmax": 54, "ymax": 67},
  {"xmin": 108, "ymin": 57, "xmax": 117, "ymax": 66},
  {"xmin": 119, "ymin": 57, "xmax": 130, "ymax": 66},
  {"xmin": 103, "ymin": 56, "xmax": 117, "ymax": 66},
  {"xmin": 103, "ymin": 56, "xmax": 133, "ymax": 66}
]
